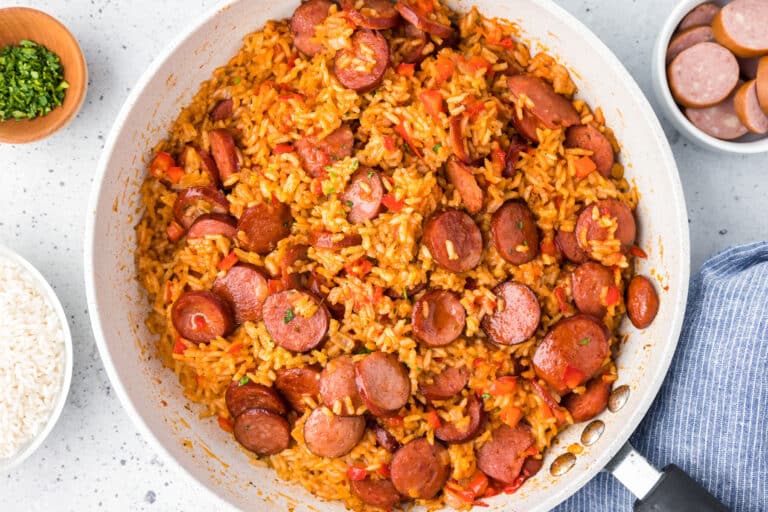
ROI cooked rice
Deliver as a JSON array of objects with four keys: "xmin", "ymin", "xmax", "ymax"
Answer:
[{"xmin": 135, "ymin": 1, "xmax": 639, "ymax": 510}]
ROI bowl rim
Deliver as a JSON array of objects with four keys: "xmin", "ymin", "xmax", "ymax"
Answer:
[
  {"xmin": 652, "ymin": 0, "xmax": 768, "ymax": 154},
  {"xmin": 85, "ymin": 0, "xmax": 690, "ymax": 510},
  {"xmin": 0, "ymin": 7, "xmax": 89, "ymax": 144},
  {"xmin": 0, "ymin": 244, "xmax": 74, "ymax": 472}
]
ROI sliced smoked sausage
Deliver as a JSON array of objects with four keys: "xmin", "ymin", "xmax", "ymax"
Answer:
[
  {"xmin": 565, "ymin": 124, "xmax": 615, "ymax": 177},
  {"xmin": 412, "ymin": 289, "xmax": 466, "ymax": 347},
  {"xmin": 668, "ymin": 42, "xmax": 739, "ymax": 108},
  {"xmin": 511, "ymin": 107, "xmax": 542, "ymax": 144},
  {"xmin": 187, "ymin": 213, "xmax": 238, "ymax": 239},
  {"xmin": 665, "ymin": 26, "xmax": 715, "ymax": 65},
  {"xmin": 208, "ymin": 129, "xmax": 240, "ymax": 186},
  {"xmin": 371, "ymin": 423, "xmax": 401, "ymax": 452},
  {"xmin": 173, "ymin": 186, "xmax": 229, "ymax": 229},
  {"xmin": 685, "ymin": 93, "xmax": 749, "ymax": 140},
  {"xmin": 309, "ymin": 231, "xmax": 363, "ymax": 250},
  {"xmin": 418, "ymin": 366, "xmax": 469, "ymax": 401},
  {"xmin": 476, "ymin": 423, "xmax": 535, "ymax": 484},
  {"xmin": 342, "ymin": 167, "xmax": 383, "ymax": 223},
  {"xmin": 556, "ymin": 228, "xmax": 589, "ymax": 264},
  {"xmin": 491, "ymin": 201, "xmax": 539, "ymax": 265},
  {"xmin": 435, "ymin": 394, "xmax": 485, "ymax": 444},
  {"xmin": 734, "ymin": 79, "xmax": 768, "ymax": 134},
  {"xmin": 626, "ymin": 275, "xmax": 659, "ymax": 329},
  {"xmin": 350, "ymin": 478, "xmax": 402, "ymax": 509},
  {"xmin": 532, "ymin": 314, "xmax": 610, "ymax": 395},
  {"xmin": 296, "ymin": 124, "xmax": 355, "ymax": 177},
  {"xmin": 355, "ymin": 352, "xmax": 411, "ymax": 416},
  {"xmin": 422, "ymin": 210, "xmax": 483, "ymax": 273},
  {"xmin": 237, "ymin": 202, "xmax": 292, "ymax": 254},
  {"xmin": 507, "ymin": 75, "xmax": 580, "ymax": 129},
  {"xmin": 712, "ymin": 0, "xmax": 768, "ymax": 58},
  {"xmin": 209, "ymin": 98, "xmax": 233, "ymax": 122},
  {"xmin": 571, "ymin": 262, "xmax": 616, "ymax": 318},
  {"xmin": 279, "ymin": 243, "xmax": 309, "ymax": 290},
  {"xmin": 481, "ymin": 281, "xmax": 540, "ymax": 345},
  {"xmin": 503, "ymin": 134, "xmax": 531, "ymax": 177},
  {"xmin": 320, "ymin": 355, "xmax": 363, "ymax": 415},
  {"xmin": 334, "ymin": 29, "xmax": 390, "ymax": 93},
  {"xmin": 445, "ymin": 156, "xmax": 483, "ymax": 214},
  {"xmin": 563, "ymin": 377, "xmax": 612, "ymax": 422},
  {"xmin": 575, "ymin": 198, "xmax": 636, "ymax": 256},
  {"xmin": 233, "ymin": 408, "xmax": 291, "ymax": 456},
  {"xmin": 303, "ymin": 407, "xmax": 366, "ymax": 458},
  {"xmin": 178, "ymin": 145, "xmax": 220, "ymax": 188},
  {"xmin": 341, "ymin": 0, "xmax": 401, "ymax": 30},
  {"xmin": 275, "ymin": 365, "xmax": 322, "ymax": 413},
  {"xmin": 171, "ymin": 290, "xmax": 233, "ymax": 343},
  {"xmin": 225, "ymin": 380, "xmax": 287, "ymax": 417},
  {"xmin": 678, "ymin": 2, "xmax": 719, "ymax": 31},
  {"xmin": 290, "ymin": 0, "xmax": 333, "ymax": 57},
  {"xmin": 212, "ymin": 264, "xmax": 270, "ymax": 324},
  {"xmin": 394, "ymin": 1, "xmax": 453, "ymax": 39},
  {"xmin": 390, "ymin": 438, "xmax": 451, "ymax": 499},
  {"xmin": 263, "ymin": 290, "xmax": 330, "ymax": 352}
]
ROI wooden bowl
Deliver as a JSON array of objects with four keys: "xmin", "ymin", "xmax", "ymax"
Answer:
[{"xmin": 0, "ymin": 8, "xmax": 87, "ymax": 144}]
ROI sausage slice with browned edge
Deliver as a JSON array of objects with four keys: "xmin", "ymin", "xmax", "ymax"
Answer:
[
  {"xmin": 233, "ymin": 408, "xmax": 291, "ymax": 455},
  {"xmin": 422, "ymin": 210, "xmax": 483, "ymax": 272},
  {"xmin": 275, "ymin": 365, "xmax": 322, "ymax": 413},
  {"xmin": 626, "ymin": 275, "xmax": 659, "ymax": 329},
  {"xmin": 565, "ymin": 124, "xmax": 615, "ymax": 177},
  {"xmin": 208, "ymin": 129, "xmax": 240, "ymax": 186},
  {"xmin": 668, "ymin": 42, "xmax": 739, "ymax": 108},
  {"xmin": 237, "ymin": 201, "xmax": 292, "ymax": 254},
  {"xmin": 665, "ymin": 26, "xmax": 715, "ymax": 65},
  {"xmin": 712, "ymin": 0, "xmax": 768, "ymax": 58},
  {"xmin": 262, "ymin": 290, "xmax": 330, "ymax": 352},
  {"xmin": 532, "ymin": 314, "xmax": 610, "ymax": 395},
  {"xmin": 511, "ymin": 107, "xmax": 542, "ymax": 144},
  {"xmin": 563, "ymin": 377, "xmax": 612, "ymax": 422},
  {"xmin": 355, "ymin": 352, "xmax": 411, "ymax": 416},
  {"xmin": 341, "ymin": 0, "xmax": 401, "ymax": 29},
  {"xmin": 209, "ymin": 98, "xmax": 233, "ymax": 122},
  {"xmin": 685, "ymin": 92, "xmax": 749, "ymax": 140},
  {"xmin": 309, "ymin": 231, "xmax": 363, "ymax": 250},
  {"xmin": 503, "ymin": 134, "xmax": 531, "ymax": 178},
  {"xmin": 412, "ymin": 289, "xmax": 466, "ymax": 347},
  {"xmin": 303, "ymin": 407, "xmax": 366, "ymax": 458},
  {"xmin": 171, "ymin": 290, "xmax": 234, "ymax": 343},
  {"xmin": 491, "ymin": 200, "xmax": 539, "ymax": 265},
  {"xmin": 187, "ymin": 213, "xmax": 238, "ymax": 239},
  {"xmin": 296, "ymin": 124, "xmax": 355, "ymax": 177},
  {"xmin": 225, "ymin": 380, "xmax": 288, "ymax": 417},
  {"xmin": 571, "ymin": 262, "xmax": 616, "ymax": 318},
  {"xmin": 476, "ymin": 423, "xmax": 535, "ymax": 484},
  {"xmin": 418, "ymin": 366, "xmax": 469, "ymax": 401},
  {"xmin": 279, "ymin": 243, "xmax": 309, "ymax": 290},
  {"xmin": 575, "ymin": 198, "xmax": 636, "ymax": 256},
  {"xmin": 350, "ymin": 477, "xmax": 402, "ymax": 509},
  {"xmin": 556, "ymin": 228, "xmax": 589, "ymax": 264},
  {"xmin": 507, "ymin": 75, "xmax": 580, "ymax": 129},
  {"xmin": 290, "ymin": 0, "xmax": 333, "ymax": 57},
  {"xmin": 334, "ymin": 29, "xmax": 390, "ymax": 93},
  {"xmin": 320, "ymin": 355, "xmax": 364, "ymax": 415},
  {"xmin": 677, "ymin": 2, "xmax": 719, "ymax": 31},
  {"xmin": 734, "ymin": 79, "xmax": 768, "ymax": 134},
  {"xmin": 435, "ymin": 394, "xmax": 485, "ymax": 444},
  {"xmin": 390, "ymin": 438, "xmax": 451, "ymax": 499},
  {"xmin": 481, "ymin": 281, "xmax": 541, "ymax": 345},
  {"xmin": 342, "ymin": 167, "xmax": 383, "ymax": 223},
  {"xmin": 445, "ymin": 156, "xmax": 483, "ymax": 214},
  {"xmin": 212, "ymin": 264, "xmax": 270, "ymax": 324},
  {"xmin": 173, "ymin": 186, "xmax": 229, "ymax": 229},
  {"xmin": 371, "ymin": 423, "xmax": 401, "ymax": 452},
  {"xmin": 394, "ymin": 0, "xmax": 453, "ymax": 39},
  {"xmin": 178, "ymin": 145, "xmax": 220, "ymax": 188}
]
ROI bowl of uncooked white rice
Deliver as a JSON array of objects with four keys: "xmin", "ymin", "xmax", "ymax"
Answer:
[{"xmin": 0, "ymin": 245, "xmax": 72, "ymax": 471}]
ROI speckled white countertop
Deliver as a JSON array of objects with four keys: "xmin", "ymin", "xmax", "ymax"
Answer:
[{"xmin": 0, "ymin": 0, "xmax": 765, "ymax": 510}]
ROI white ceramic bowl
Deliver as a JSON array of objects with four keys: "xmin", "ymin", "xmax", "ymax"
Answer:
[
  {"xmin": 85, "ymin": 0, "xmax": 690, "ymax": 510},
  {"xmin": 0, "ymin": 245, "xmax": 73, "ymax": 472},
  {"xmin": 651, "ymin": 0, "xmax": 768, "ymax": 153}
]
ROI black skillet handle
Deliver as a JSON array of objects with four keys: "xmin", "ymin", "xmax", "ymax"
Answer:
[{"xmin": 634, "ymin": 464, "xmax": 730, "ymax": 512}]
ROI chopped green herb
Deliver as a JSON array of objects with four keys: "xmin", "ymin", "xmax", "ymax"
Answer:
[
  {"xmin": 517, "ymin": 221, "xmax": 524, "ymax": 229},
  {"xmin": 355, "ymin": 346, "xmax": 373, "ymax": 355},
  {"xmin": 367, "ymin": 170, "xmax": 374, "ymax": 178},
  {"xmin": 238, "ymin": 376, "xmax": 250, "ymax": 386},
  {"xmin": 0, "ymin": 40, "xmax": 69, "ymax": 121},
  {"xmin": 282, "ymin": 220, "xmax": 291, "ymax": 228},
  {"xmin": 324, "ymin": 165, "xmax": 333, "ymax": 171},
  {"xmin": 403, "ymin": 288, "xmax": 409, "ymax": 301},
  {"xmin": 481, "ymin": 393, "xmax": 492, "ymax": 400},
  {"xmin": 345, "ymin": 200, "xmax": 354, "ymax": 207},
  {"xmin": 579, "ymin": 337, "xmax": 591, "ymax": 346},
  {"xmin": 432, "ymin": 143, "xmax": 442, "ymax": 153},
  {"xmin": 330, "ymin": 171, "xmax": 337, "ymax": 178},
  {"xmin": 416, "ymin": 367, "xmax": 422, "ymax": 372},
  {"xmin": 509, "ymin": 248, "xmax": 515, "ymax": 254},
  {"xmin": 350, "ymin": 158, "xmax": 359, "ymax": 171},
  {"xmin": 283, "ymin": 308, "xmax": 295, "ymax": 323},
  {"xmin": 523, "ymin": 240, "xmax": 528, "ymax": 246},
  {"xmin": 233, "ymin": 77, "xmax": 242, "ymax": 85}
]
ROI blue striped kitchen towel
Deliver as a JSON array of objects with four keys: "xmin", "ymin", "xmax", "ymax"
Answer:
[{"xmin": 555, "ymin": 241, "xmax": 768, "ymax": 512}]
